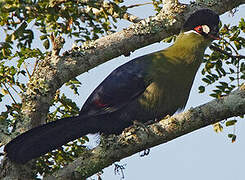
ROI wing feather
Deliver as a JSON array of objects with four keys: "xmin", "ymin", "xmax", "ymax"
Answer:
[{"xmin": 80, "ymin": 56, "xmax": 152, "ymax": 116}]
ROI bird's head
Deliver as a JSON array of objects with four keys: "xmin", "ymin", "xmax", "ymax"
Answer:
[{"xmin": 182, "ymin": 9, "xmax": 220, "ymax": 41}]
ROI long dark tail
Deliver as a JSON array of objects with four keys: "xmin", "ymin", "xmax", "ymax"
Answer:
[{"xmin": 4, "ymin": 115, "xmax": 99, "ymax": 164}]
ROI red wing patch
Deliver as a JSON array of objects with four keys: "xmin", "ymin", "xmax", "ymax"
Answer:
[{"xmin": 94, "ymin": 99, "xmax": 108, "ymax": 107}]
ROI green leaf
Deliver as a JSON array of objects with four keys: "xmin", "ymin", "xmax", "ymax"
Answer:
[
  {"xmin": 40, "ymin": 35, "xmax": 48, "ymax": 40},
  {"xmin": 14, "ymin": 21, "xmax": 28, "ymax": 37},
  {"xmin": 206, "ymin": 75, "xmax": 215, "ymax": 82},
  {"xmin": 220, "ymin": 68, "xmax": 227, "ymax": 76},
  {"xmin": 202, "ymin": 78, "xmax": 211, "ymax": 84},
  {"xmin": 213, "ymin": 123, "xmax": 223, "ymax": 133},
  {"xmin": 229, "ymin": 68, "xmax": 235, "ymax": 73},
  {"xmin": 232, "ymin": 135, "xmax": 236, "ymax": 143},
  {"xmin": 239, "ymin": 18, "xmax": 245, "ymax": 32},
  {"xmin": 228, "ymin": 134, "xmax": 237, "ymax": 143},
  {"xmin": 198, "ymin": 86, "xmax": 205, "ymax": 93},
  {"xmin": 229, "ymin": 30, "xmax": 240, "ymax": 41},
  {"xmin": 220, "ymin": 82, "xmax": 228, "ymax": 87},
  {"xmin": 228, "ymin": 134, "xmax": 233, "ymax": 138},
  {"xmin": 234, "ymin": 40, "xmax": 241, "ymax": 50},
  {"xmin": 1, "ymin": 89, "xmax": 9, "ymax": 95},
  {"xmin": 210, "ymin": 93, "xmax": 218, "ymax": 98},
  {"xmin": 216, "ymin": 85, "xmax": 225, "ymax": 91},
  {"xmin": 225, "ymin": 120, "xmax": 237, "ymax": 126},
  {"xmin": 17, "ymin": 58, "xmax": 25, "ymax": 68},
  {"xmin": 43, "ymin": 39, "xmax": 50, "ymax": 49}
]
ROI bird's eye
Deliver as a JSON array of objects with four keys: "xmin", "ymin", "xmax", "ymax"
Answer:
[{"xmin": 194, "ymin": 25, "xmax": 210, "ymax": 35}]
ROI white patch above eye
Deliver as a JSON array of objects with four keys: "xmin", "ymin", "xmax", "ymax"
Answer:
[{"xmin": 202, "ymin": 25, "xmax": 210, "ymax": 34}]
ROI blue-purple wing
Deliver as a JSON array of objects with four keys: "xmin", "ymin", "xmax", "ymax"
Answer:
[{"xmin": 80, "ymin": 56, "xmax": 152, "ymax": 116}]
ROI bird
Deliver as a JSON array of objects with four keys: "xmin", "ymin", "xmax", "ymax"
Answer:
[{"xmin": 4, "ymin": 9, "xmax": 220, "ymax": 164}]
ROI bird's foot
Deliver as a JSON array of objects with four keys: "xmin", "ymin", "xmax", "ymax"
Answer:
[
  {"xmin": 139, "ymin": 148, "xmax": 150, "ymax": 157},
  {"xmin": 143, "ymin": 118, "xmax": 161, "ymax": 126},
  {"xmin": 132, "ymin": 120, "xmax": 151, "ymax": 134},
  {"xmin": 121, "ymin": 120, "xmax": 151, "ymax": 140}
]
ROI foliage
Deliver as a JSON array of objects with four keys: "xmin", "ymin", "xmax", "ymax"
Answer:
[
  {"xmin": 199, "ymin": 19, "xmax": 245, "ymax": 97},
  {"xmin": 199, "ymin": 19, "xmax": 245, "ymax": 142},
  {"xmin": 151, "ymin": 0, "xmax": 164, "ymax": 13}
]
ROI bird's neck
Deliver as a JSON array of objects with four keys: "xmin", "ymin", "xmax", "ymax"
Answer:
[{"xmin": 163, "ymin": 32, "xmax": 212, "ymax": 65}]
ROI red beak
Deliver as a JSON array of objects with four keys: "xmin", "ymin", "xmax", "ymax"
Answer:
[{"xmin": 208, "ymin": 33, "xmax": 220, "ymax": 40}]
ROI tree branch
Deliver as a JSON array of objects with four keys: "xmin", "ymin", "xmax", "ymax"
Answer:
[{"xmin": 44, "ymin": 85, "xmax": 245, "ymax": 180}]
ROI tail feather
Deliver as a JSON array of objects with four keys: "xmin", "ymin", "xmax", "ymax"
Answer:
[{"xmin": 4, "ymin": 115, "xmax": 98, "ymax": 164}]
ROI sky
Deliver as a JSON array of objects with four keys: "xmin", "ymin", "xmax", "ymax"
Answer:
[{"xmin": 1, "ymin": 1, "xmax": 245, "ymax": 180}]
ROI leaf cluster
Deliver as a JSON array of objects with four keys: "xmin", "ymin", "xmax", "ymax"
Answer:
[{"xmin": 199, "ymin": 19, "xmax": 245, "ymax": 97}]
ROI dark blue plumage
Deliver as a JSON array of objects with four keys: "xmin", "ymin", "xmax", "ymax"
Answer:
[{"xmin": 80, "ymin": 56, "xmax": 151, "ymax": 117}]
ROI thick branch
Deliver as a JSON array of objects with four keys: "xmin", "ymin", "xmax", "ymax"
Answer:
[{"xmin": 44, "ymin": 85, "xmax": 245, "ymax": 180}]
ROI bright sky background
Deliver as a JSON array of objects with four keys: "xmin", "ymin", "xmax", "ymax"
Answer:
[{"xmin": 0, "ymin": 1, "xmax": 245, "ymax": 180}]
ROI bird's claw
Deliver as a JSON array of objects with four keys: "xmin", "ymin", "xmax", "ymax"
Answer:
[
  {"xmin": 140, "ymin": 148, "xmax": 150, "ymax": 157},
  {"xmin": 133, "ymin": 120, "xmax": 149, "ymax": 131}
]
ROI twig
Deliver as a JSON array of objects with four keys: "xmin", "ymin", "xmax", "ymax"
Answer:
[
  {"xmin": 78, "ymin": 2, "xmax": 145, "ymax": 23},
  {"xmin": 223, "ymin": 39, "xmax": 240, "ymax": 55},
  {"xmin": 121, "ymin": 2, "xmax": 152, "ymax": 23},
  {"xmin": 8, "ymin": 83, "xmax": 22, "ymax": 98},
  {"xmin": 23, "ymin": 62, "xmax": 31, "ymax": 79},
  {"xmin": 31, "ymin": 59, "xmax": 40, "ymax": 77},
  {"xmin": 209, "ymin": 45, "xmax": 245, "ymax": 59},
  {"xmin": 122, "ymin": 12, "xmax": 142, "ymax": 23},
  {"xmin": 2, "ymin": 83, "xmax": 17, "ymax": 104},
  {"xmin": 223, "ymin": 39, "xmax": 243, "ymax": 86},
  {"xmin": 126, "ymin": 2, "xmax": 152, "ymax": 9}
]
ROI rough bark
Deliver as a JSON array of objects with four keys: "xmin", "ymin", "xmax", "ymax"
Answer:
[{"xmin": 1, "ymin": 0, "xmax": 245, "ymax": 179}]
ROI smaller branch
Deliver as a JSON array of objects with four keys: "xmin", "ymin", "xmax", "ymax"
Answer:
[
  {"xmin": 209, "ymin": 45, "xmax": 245, "ymax": 59},
  {"xmin": 78, "ymin": 5, "xmax": 143, "ymax": 23},
  {"xmin": 8, "ymin": 83, "xmax": 22, "ymax": 98},
  {"xmin": 210, "ymin": 43, "xmax": 244, "ymax": 86},
  {"xmin": 122, "ymin": 2, "xmax": 153, "ymax": 23},
  {"xmin": 31, "ymin": 59, "xmax": 40, "ymax": 77},
  {"xmin": 114, "ymin": 163, "xmax": 126, "ymax": 179},
  {"xmin": 126, "ymin": 2, "xmax": 152, "ymax": 9},
  {"xmin": 223, "ymin": 39, "xmax": 240, "ymax": 56},
  {"xmin": 225, "ymin": 39, "xmax": 243, "ymax": 87},
  {"xmin": 237, "ymin": 60, "xmax": 240, "ymax": 87},
  {"xmin": 223, "ymin": 39, "xmax": 244, "ymax": 86},
  {"xmin": 2, "ymin": 83, "xmax": 17, "ymax": 104},
  {"xmin": 50, "ymin": 33, "xmax": 65, "ymax": 56},
  {"xmin": 23, "ymin": 62, "xmax": 31, "ymax": 79},
  {"xmin": 122, "ymin": 12, "xmax": 142, "ymax": 23}
]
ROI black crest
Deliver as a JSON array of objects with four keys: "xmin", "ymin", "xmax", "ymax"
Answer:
[{"xmin": 183, "ymin": 9, "xmax": 220, "ymax": 32}]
